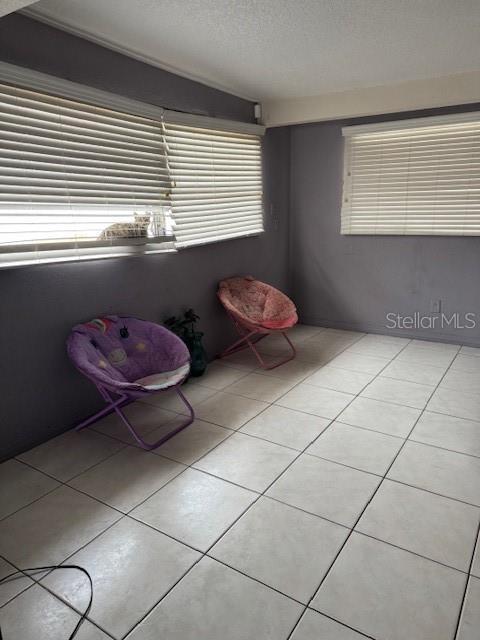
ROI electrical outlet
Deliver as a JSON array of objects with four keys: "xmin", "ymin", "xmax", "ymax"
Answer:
[{"xmin": 431, "ymin": 299, "xmax": 442, "ymax": 313}]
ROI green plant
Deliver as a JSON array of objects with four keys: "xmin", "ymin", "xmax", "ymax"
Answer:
[
  {"xmin": 164, "ymin": 308, "xmax": 200, "ymax": 341},
  {"xmin": 164, "ymin": 309, "xmax": 207, "ymax": 377}
]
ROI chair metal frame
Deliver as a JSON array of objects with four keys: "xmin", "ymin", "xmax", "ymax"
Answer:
[
  {"xmin": 75, "ymin": 379, "xmax": 194, "ymax": 450},
  {"xmin": 218, "ymin": 309, "xmax": 296, "ymax": 370}
]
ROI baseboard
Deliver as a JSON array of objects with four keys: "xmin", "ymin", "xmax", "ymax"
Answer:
[{"xmin": 300, "ymin": 315, "xmax": 480, "ymax": 348}]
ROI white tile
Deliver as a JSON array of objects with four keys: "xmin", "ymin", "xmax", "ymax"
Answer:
[
  {"xmin": 0, "ymin": 558, "xmax": 33, "ymax": 607},
  {"xmin": 303, "ymin": 330, "xmax": 361, "ymax": 348},
  {"xmin": 361, "ymin": 377, "xmax": 434, "ymax": 409},
  {"xmin": 0, "ymin": 459, "xmax": 59, "ymax": 520},
  {"xmin": 311, "ymin": 533, "xmax": 466, "ymax": 640},
  {"xmin": 240, "ymin": 405, "xmax": 330, "ymax": 450},
  {"xmin": 288, "ymin": 324, "xmax": 326, "ymax": 341},
  {"xmin": 266, "ymin": 454, "xmax": 380, "ymax": 527},
  {"xmin": 0, "ymin": 485, "xmax": 120, "ymax": 566},
  {"xmin": 457, "ymin": 577, "xmax": 480, "ymax": 640},
  {"xmin": 440, "ymin": 368, "xmax": 480, "ymax": 395},
  {"xmin": 410, "ymin": 411, "xmax": 480, "ymax": 457},
  {"xmin": 257, "ymin": 333, "xmax": 296, "ymax": 356},
  {"xmin": 0, "ymin": 584, "xmax": 80, "ymax": 640},
  {"xmin": 130, "ymin": 468, "xmax": 256, "ymax": 551},
  {"xmin": 345, "ymin": 338, "xmax": 404, "ymax": 359},
  {"xmin": 255, "ymin": 359, "xmax": 320, "ymax": 384},
  {"xmin": 194, "ymin": 391, "xmax": 269, "ymax": 429},
  {"xmin": 69, "ymin": 446, "xmax": 185, "ymax": 513},
  {"xmin": 152, "ymin": 418, "xmax": 230, "ymax": 464},
  {"xmin": 337, "ymin": 396, "xmax": 421, "ymax": 437},
  {"xmin": 188, "ymin": 361, "xmax": 248, "ymax": 390},
  {"xmin": 363, "ymin": 334, "xmax": 410, "ymax": 345},
  {"xmin": 459, "ymin": 345, "xmax": 480, "ymax": 357},
  {"xmin": 211, "ymin": 497, "xmax": 348, "ymax": 603},
  {"xmin": 126, "ymin": 557, "xmax": 302, "ymax": 640},
  {"xmin": 322, "ymin": 328, "xmax": 365, "ymax": 341},
  {"xmin": 472, "ymin": 536, "xmax": 480, "ymax": 578},
  {"xmin": 17, "ymin": 429, "xmax": 125, "ymax": 482},
  {"xmin": 427, "ymin": 387, "xmax": 480, "ymax": 422},
  {"xmin": 289, "ymin": 345, "xmax": 333, "ymax": 365},
  {"xmin": 194, "ymin": 432, "xmax": 297, "ymax": 492},
  {"xmin": 218, "ymin": 349, "xmax": 276, "ymax": 371},
  {"xmin": 328, "ymin": 351, "xmax": 390, "ymax": 375},
  {"xmin": 409, "ymin": 338, "xmax": 460, "ymax": 353},
  {"xmin": 141, "ymin": 384, "xmax": 216, "ymax": 414},
  {"xmin": 0, "ymin": 583, "xmax": 111, "ymax": 639},
  {"xmin": 42, "ymin": 517, "xmax": 200, "ymax": 639},
  {"xmin": 294, "ymin": 335, "xmax": 353, "ymax": 364},
  {"xmin": 291, "ymin": 610, "xmax": 367, "ymax": 640},
  {"xmin": 356, "ymin": 480, "xmax": 480, "ymax": 571},
  {"xmin": 307, "ymin": 422, "xmax": 402, "ymax": 475},
  {"xmin": 92, "ymin": 400, "xmax": 177, "ymax": 445},
  {"xmin": 224, "ymin": 372, "xmax": 294, "ymax": 402},
  {"xmin": 396, "ymin": 346, "xmax": 456, "ymax": 368},
  {"xmin": 275, "ymin": 383, "xmax": 353, "ymax": 420},
  {"xmin": 380, "ymin": 359, "xmax": 445, "ymax": 386},
  {"xmin": 388, "ymin": 441, "xmax": 480, "ymax": 505},
  {"xmin": 451, "ymin": 354, "xmax": 480, "ymax": 373},
  {"xmin": 303, "ymin": 366, "xmax": 374, "ymax": 394},
  {"xmin": 74, "ymin": 621, "xmax": 112, "ymax": 640},
  {"xmin": 410, "ymin": 339, "xmax": 459, "ymax": 352}
]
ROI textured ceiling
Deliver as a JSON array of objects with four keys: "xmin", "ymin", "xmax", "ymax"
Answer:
[
  {"xmin": 0, "ymin": 0, "xmax": 36, "ymax": 17},
  {"xmin": 26, "ymin": 0, "xmax": 480, "ymax": 101}
]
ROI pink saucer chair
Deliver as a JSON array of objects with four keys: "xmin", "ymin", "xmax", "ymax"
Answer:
[
  {"xmin": 67, "ymin": 315, "xmax": 194, "ymax": 450},
  {"xmin": 217, "ymin": 276, "xmax": 298, "ymax": 369}
]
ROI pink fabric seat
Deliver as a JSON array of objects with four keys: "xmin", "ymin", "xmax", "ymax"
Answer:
[
  {"xmin": 218, "ymin": 276, "xmax": 298, "ymax": 332},
  {"xmin": 217, "ymin": 276, "xmax": 298, "ymax": 369}
]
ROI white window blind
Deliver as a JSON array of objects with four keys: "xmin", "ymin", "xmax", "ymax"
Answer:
[
  {"xmin": 0, "ymin": 82, "xmax": 172, "ymax": 257},
  {"xmin": 341, "ymin": 112, "xmax": 480, "ymax": 236},
  {"xmin": 163, "ymin": 122, "xmax": 264, "ymax": 247}
]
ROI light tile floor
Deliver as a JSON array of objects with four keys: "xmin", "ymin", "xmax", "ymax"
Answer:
[{"xmin": 1, "ymin": 326, "xmax": 479, "ymax": 640}]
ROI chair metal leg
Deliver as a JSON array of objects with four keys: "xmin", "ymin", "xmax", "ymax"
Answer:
[
  {"xmin": 218, "ymin": 311, "xmax": 297, "ymax": 370},
  {"xmin": 218, "ymin": 329, "xmax": 266, "ymax": 358},
  {"xmin": 75, "ymin": 393, "xmax": 129, "ymax": 431},
  {"xmin": 247, "ymin": 330, "xmax": 297, "ymax": 370},
  {"xmin": 75, "ymin": 384, "xmax": 195, "ymax": 451}
]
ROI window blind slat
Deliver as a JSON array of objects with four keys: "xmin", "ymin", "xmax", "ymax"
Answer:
[
  {"xmin": 164, "ymin": 121, "xmax": 263, "ymax": 247},
  {"xmin": 0, "ymin": 77, "xmax": 264, "ymax": 256},
  {"xmin": 342, "ymin": 112, "xmax": 480, "ymax": 236},
  {"xmin": 0, "ymin": 82, "xmax": 172, "ymax": 251}
]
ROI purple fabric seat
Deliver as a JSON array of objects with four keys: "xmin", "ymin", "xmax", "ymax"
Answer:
[{"xmin": 67, "ymin": 315, "xmax": 195, "ymax": 450}]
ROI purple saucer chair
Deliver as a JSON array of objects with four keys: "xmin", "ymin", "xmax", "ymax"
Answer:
[{"xmin": 67, "ymin": 315, "xmax": 194, "ymax": 450}]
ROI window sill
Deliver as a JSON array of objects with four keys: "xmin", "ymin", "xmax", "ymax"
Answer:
[{"xmin": 0, "ymin": 238, "xmax": 176, "ymax": 270}]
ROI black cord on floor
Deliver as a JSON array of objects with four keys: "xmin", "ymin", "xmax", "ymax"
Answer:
[{"xmin": 0, "ymin": 564, "xmax": 93, "ymax": 640}]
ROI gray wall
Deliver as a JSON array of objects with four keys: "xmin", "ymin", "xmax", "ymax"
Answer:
[
  {"xmin": 3, "ymin": 13, "xmax": 479, "ymax": 460},
  {"xmin": 0, "ymin": 15, "xmax": 290, "ymax": 460},
  {"xmin": 289, "ymin": 105, "xmax": 480, "ymax": 346}
]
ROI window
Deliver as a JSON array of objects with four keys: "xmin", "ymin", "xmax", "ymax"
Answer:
[
  {"xmin": 0, "ymin": 83, "xmax": 173, "ymax": 264},
  {"xmin": 0, "ymin": 63, "xmax": 264, "ymax": 266},
  {"xmin": 164, "ymin": 122, "xmax": 263, "ymax": 247},
  {"xmin": 341, "ymin": 112, "xmax": 480, "ymax": 235}
]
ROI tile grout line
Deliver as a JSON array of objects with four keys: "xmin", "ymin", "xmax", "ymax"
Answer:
[
  {"xmin": 0, "ymin": 331, "xmax": 366, "ymax": 637},
  {"xmin": 284, "ymin": 338, "xmax": 463, "ymax": 639},
  {"xmin": 453, "ymin": 518, "xmax": 480, "ymax": 640},
  {"xmin": 0, "ymin": 332, "xmax": 454, "ymax": 635},
  {"xmin": 114, "ymin": 331, "xmax": 374, "ymax": 638},
  {"xmin": 0, "ymin": 552, "xmax": 117, "ymax": 640},
  {"xmin": 2, "ymin": 331, "xmax": 474, "ymax": 639},
  {"xmin": 7, "ymin": 334, "xmax": 477, "ymax": 638}
]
